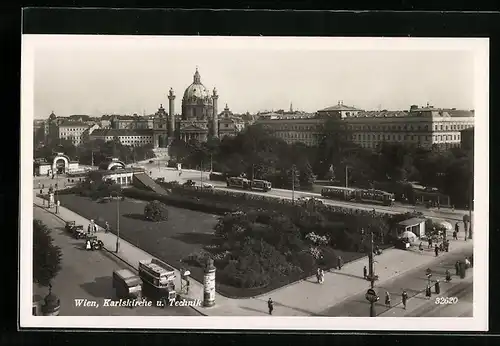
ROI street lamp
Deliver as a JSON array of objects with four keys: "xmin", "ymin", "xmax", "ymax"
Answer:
[
  {"xmin": 366, "ymin": 230, "xmax": 379, "ymax": 317},
  {"xmin": 345, "ymin": 165, "xmax": 349, "ymax": 188},
  {"xmin": 291, "ymin": 164, "xmax": 297, "ymax": 203},
  {"xmin": 468, "ymin": 154, "xmax": 473, "ymax": 239},
  {"xmin": 112, "ymin": 191, "xmax": 121, "ymax": 253}
]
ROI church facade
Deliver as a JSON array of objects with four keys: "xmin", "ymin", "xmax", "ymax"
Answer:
[{"xmin": 152, "ymin": 68, "xmax": 222, "ymax": 147}]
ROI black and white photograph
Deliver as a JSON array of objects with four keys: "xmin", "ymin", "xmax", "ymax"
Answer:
[{"xmin": 20, "ymin": 35, "xmax": 489, "ymax": 331}]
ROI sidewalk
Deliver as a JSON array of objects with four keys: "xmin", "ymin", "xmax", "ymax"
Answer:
[{"xmin": 33, "ymin": 192, "xmax": 473, "ymax": 316}]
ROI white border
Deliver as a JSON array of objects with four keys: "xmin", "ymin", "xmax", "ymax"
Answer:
[{"xmin": 20, "ymin": 36, "xmax": 489, "ymax": 331}]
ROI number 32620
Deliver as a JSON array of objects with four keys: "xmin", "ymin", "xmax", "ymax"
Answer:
[{"xmin": 435, "ymin": 297, "xmax": 458, "ymax": 305}]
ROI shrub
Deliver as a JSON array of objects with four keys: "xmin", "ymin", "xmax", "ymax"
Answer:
[
  {"xmin": 183, "ymin": 250, "xmax": 212, "ymax": 267},
  {"xmin": 144, "ymin": 200, "xmax": 169, "ymax": 222}
]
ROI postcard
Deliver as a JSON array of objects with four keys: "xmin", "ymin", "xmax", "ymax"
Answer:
[{"xmin": 21, "ymin": 34, "xmax": 488, "ymax": 331}]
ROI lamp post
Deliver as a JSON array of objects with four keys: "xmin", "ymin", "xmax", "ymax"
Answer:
[
  {"xmin": 291, "ymin": 164, "xmax": 297, "ymax": 203},
  {"xmin": 367, "ymin": 230, "xmax": 379, "ymax": 317},
  {"xmin": 345, "ymin": 165, "xmax": 349, "ymax": 188},
  {"xmin": 200, "ymin": 160, "xmax": 203, "ymax": 186},
  {"xmin": 113, "ymin": 191, "xmax": 121, "ymax": 253},
  {"xmin": 468, "ymin": 154, "xmax": 473, "ymax": 239}
]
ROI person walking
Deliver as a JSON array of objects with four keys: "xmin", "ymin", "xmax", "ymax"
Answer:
[
  {"xmin": 435, "ymin": 279, "xmax": 441, "ymax": 295},
  {"xmin": 428, "ymin": 237, "xmax": 433, "ymax": 249},
  {"xmin": 445, "ymin": 269, "xmax": 452, "ymax": 282},
  {"xmin": 363, "ymin": 265, "xmax": 367, "ymax": 279},
  {"xmin": 452, "ymin": 230, "xmax": 458, "ymax": 241},
  {"xmin": 425, "ymin": 285, "xmax": 432, "ymax": 299},
  {"xmin": 402, "ymin": 290, "xmax": 408, "ymax": 310},
  {"xmin": 455, "ymin": 261, "xmax": 460, "ymax": 276},
  {"xmin": 454, "ymin": 222, "xmax": 460, "ymax": 240},
  {"xmin": 385, "ymin": 291, "xmax": 391, "ymax": 308},
  {"xmin": 337, "ymin": 255, "xmax": 343, "ymax": 270},
  {"xmin": 319, "ymin": 269, "xmax": 324, "ymax": 284},
  {"xmin": 434, "ymin": 244, "xmax": 439, "ymax": 257},
  {"xmin": 316, "ymin": 268, "xmax": 321, "ymax": 284},
  {"xmin": 104, "ymin": 221, "xmax": 110, "ymax": 234},
  {"xmin": 267, "ymin": 298, "xmax": 274, "ymax": 315},
  {"xmin": 418, "ymin": 242, "xmax": 423, "ymax": 252}
]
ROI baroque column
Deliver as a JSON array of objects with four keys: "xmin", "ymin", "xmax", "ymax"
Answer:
[
  {"xmin": 168, "ymin": 88, "xmax": 176, "ymax": 138},
  {"xmin": 212, "ymin": 88, "xmax": 219, "ymax": 138}
]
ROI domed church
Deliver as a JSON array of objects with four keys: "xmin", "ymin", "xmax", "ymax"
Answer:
[{"xmin": 153, "ymin": 67, "xmax": 221, "ymax": 147}]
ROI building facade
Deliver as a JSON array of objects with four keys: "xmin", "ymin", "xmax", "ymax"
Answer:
[
  {"xmin": 89, "ymin": 129, "xmax": 154, "ymax": 147},
  {"xmin": 58, "ymin": 121, "xmax": 90, "ymax": 146},
  {"xmin": 257, "ymin": 103, "xmax": 475, "ymax": 149}
]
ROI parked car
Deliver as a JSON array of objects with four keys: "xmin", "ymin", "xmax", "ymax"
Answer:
[{"xmin": 183, "ymin": 180, "xmax": 196, "ymax": 187}]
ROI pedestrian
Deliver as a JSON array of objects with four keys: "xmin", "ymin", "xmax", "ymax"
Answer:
[
  {"xmin": 363, "ymin": 265, "xmax": 367, "ymax": 279},
  {"xmin": 268, "ymin": 298, "xmax": 274, "ymax": 315},
  {"xmin": 455, "ymin": 261, "xmax": 460, "ymax": 276},
  {"xmin": 465, "ymin": 257, "xmax": 471, "ymax": 269},
  {"xmin": 337, "ymin": 255, "xmax": 343, "ymax": 270},
  {"xmin": 185, "ymin": 278, "xmax": 190, "ymax": 295},
  {"xmin": 435, "ymin": 279, "xmax": 441, "ymax": 295},
  {"xmin": 445, "ymin": 269, "xmax": 452, "ymax": 282},
  {"xmin": 402, "ymin": 290, "xmax": 408, "ymax": 310},
  {"xmin": 42, "ymin": 183, "xmax": 45, "ymax": 189},
  {"xmin": 445, "ymin": 240, "xmax": 449, "ymax": 252},
  {"xmin": 452, "ymin": 230, "xmax": 458, "ymax": 240},
  {"xmin": 316, "ymin": 268, "xmax": 321, "ymax": 284},
  {"xmin": 385, "ymin": 291, "xmax": 391, "ymax": 308},
  {"xmin": 452, "ymin": 205, "xmax": 455, "ymax": 212},
  {"xmin": 319, "ymin": 269, "xmax": 324, "ymax": 284},
  {"xmin": 38, "ymin": 182, "xmax": 41, "ymax": 189},
  {"xmin": 428, "ymin": 237, "xmax": 433, "ymax": 249},
  {"xmin": 39, "ymin": 189, "xmax": 43, "ymax": 195},
  {"xmin": 418, "ymin": 242, "xmax": 423, "ymax": 252},
  {"xmin": 434, "ymin": 245, "xmax": 439, "ymax": 257},
  {"xmin": 425, "ymin": 285, "xmax": 432, "ymax": 299},
  {"xmin": 104, "ymin": 221, "xmax": 110, "ymax": 234}
]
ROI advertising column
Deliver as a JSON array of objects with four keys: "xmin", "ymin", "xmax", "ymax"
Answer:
[{"xmin": 203, "ymin": 258, "xmax": 216, "ymax": 307}]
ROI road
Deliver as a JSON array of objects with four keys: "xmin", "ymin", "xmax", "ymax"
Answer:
[
  {"xmin": 405, "ymin": 280, "xmax": 473, "ymax": 317},
  {"xmin": 33, "ymin": 206, "xmax": 200, "ymax": 316},
  {"xmin": 140, "ymin": 163, "xmax": 469, "ymax": 222},
  {"xmin": 319, "ymin": 244, "xmax": 473, "ymax": 317}
]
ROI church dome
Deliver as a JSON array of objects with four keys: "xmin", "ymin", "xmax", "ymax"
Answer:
[{"xmin": 182, "ymin": 68, "xmax": 212, "ymax": 103}]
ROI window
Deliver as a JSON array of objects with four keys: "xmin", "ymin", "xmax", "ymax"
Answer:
[{"xmin": 440, "ymin": 125, "xmax": 443, "ymax": 130}]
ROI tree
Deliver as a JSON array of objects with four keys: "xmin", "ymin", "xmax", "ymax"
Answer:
[
  {"xmin": 144, "ymin": 200, "xmax": 169, "ymax": 222},
  {"xmin": 299, "ymin": 161, "xmax": 316, "ymax": 187},
  {"xmin": 33, "ymin": 220, "xmax": 62, "ymax": 288}
]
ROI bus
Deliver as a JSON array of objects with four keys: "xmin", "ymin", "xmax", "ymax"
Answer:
[
  {"xmin": 321, "ymin": 186, "xmax": 357, "ymax": 201},
  {"xmin": 250, "ymin": 179, "xmax": 272, "ymax": 192},
  {"xmin": 227, "ymin": 177, "xmax": 251, "ymax": 189},
  {"xmin": 355, "ymin": 189, "xmax": 395, "ymax": 206}
]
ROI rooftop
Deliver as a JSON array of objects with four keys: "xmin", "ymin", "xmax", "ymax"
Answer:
[
  {"xmin": 90, "ymin": 129, "xmax": 153, "ymax": 137},
  {"xmin": 58, "ymin": 121, "xmax": 89, "ymax": 127},
  {"xmin": 318, "ymin": 102, "xmax": 363, "ymax": 112},
  {"xmin": 398, "ymin": 217, "xmax": 426, "ymax": 227}
]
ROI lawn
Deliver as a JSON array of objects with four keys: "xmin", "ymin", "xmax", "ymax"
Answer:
[{"xmin": 57, "ymin": 194, "xmax": 369, "ymax": 298}]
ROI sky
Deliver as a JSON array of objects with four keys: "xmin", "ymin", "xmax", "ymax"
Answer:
[{"xmin": 29, "ymin": 36, "xmax": 477, "ymax": 119}]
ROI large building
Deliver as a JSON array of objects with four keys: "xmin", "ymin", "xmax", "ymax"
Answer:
[
  {"xmin": 89, "ymin": 128, "xmax": 154, "ymax": 147},
  {"xmin": 57, "ymin": 121, "xmax": 91, "ymax": 146},
  {"xmin": 257, "ymin": 103, "xmax": 475, "ymax": 150}
]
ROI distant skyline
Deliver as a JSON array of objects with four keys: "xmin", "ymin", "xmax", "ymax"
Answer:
[{"xmin": 28, "ymin": 36, "xmax": 477, "ymax": 119}]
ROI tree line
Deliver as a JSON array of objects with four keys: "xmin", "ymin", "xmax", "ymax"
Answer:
[{"xmin": 34, "ymin": 137, "xmax": 156, "ymax": 166}]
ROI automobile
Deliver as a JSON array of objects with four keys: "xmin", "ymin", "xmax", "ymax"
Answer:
[
  {"xmin": 297, "ymin": 196, "xmax": 324, "ymax": 205},
  {"xmin": 183, "ymin": 179, "xmax": 196, "ymax": 187},
  {"xmin": 202, "ymin": 182, "xmax": 214, "ymax": 189},
  {"xmin": 149, "ymin": 160, "xmax": 154, "ymax": 164}
]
